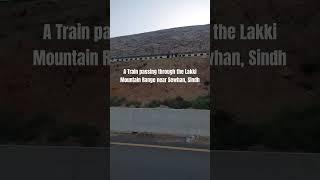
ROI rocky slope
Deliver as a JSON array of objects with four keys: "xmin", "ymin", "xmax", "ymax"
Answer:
[
  {"xmin": 110, "ymin": 57, "xmax": 210, "ymax": 104},
  {"xmin": 0, "ymin": 0, "xmax": 108, "ymax": 146},
  {"xmin": 111, "ymin": 25, "xmax": 210, "ymax": 58}
]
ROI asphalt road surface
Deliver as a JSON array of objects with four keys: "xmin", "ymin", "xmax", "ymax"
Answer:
[
  {"xmin": 0, "ymin": 145, "xmax": 109, "ymax": 180},
  {"xmin": 111, "ymin": 143, "xmax": 210, "ymax": 180},
  {"xmin": 213, "ymin": 150, "xmax": 320, "ymax": 180},
  {"xmin": 1, "ymin": 144, "xmax": 320, "ymax": 180}
]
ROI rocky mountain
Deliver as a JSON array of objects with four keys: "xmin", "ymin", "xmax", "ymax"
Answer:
[
  {"xmin": 111, "ymin": 24, "xmax": 210, "ymax": 58},
  {"xmin": 0, "ymin": 0, "xmax": 108, "ymax": 146}
]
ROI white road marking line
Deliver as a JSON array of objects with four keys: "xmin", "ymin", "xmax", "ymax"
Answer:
[{"xmin": 111, "ymin": 142, "xmax": 210, "ymax": 153}]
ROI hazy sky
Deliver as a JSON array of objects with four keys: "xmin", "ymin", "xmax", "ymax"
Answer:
[{"xmin": 111, "ymin": 0, "xmax": 210, "ymax": 37}]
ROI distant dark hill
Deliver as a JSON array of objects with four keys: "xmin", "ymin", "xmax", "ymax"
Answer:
[{"xmin": 111, "ymin": 24, "xmax": 210, "ymax": 58}]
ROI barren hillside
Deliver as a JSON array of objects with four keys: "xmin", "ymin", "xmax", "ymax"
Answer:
[
  {"xmin": 111, "ymin": 57, "xmax": 210, "ymax": 104},
  {"xmin": 0, "ymin": 0, "xmax": 108, "ymax": 146},
  {"xmin": 111, "ymin": 25, "xmax": 210, "ymax": 58}
]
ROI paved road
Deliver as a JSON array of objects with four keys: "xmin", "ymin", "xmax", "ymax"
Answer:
[
  {"xmin": 0, "ymin": 144, "xmax": 209, "ymax": 180},
  {"xmin": 0, "ymin": 146, "xmax": 109, "ymax": 180},
  {"xmin": 1, "ymin": 145, "xmax": 320, "ymax": 180},
  {"xmin": 111, "ymin": 144, "xmax": 210, "ymax": 180},
  {"xmin": 213, "ymin": 150, "xmax": 320, "ymax": 180}
]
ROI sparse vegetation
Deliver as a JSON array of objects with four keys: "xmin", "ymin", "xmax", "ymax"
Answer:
[
  {"xmin": 300, "ymin": 63, "xmax": 319, "ymax": 76},
  {"xmin": 213, "ymin": 110, "xmax": 260, "ymax": 150},
  {"xmin": 296, "ymin": 81, "xmax": 313, "ymax": 90},
  {"xmin": 162, "ymin": 96, "xmax": 192, "ymax": 109},
  {"xmin": 0, "ymin": 108, "xmax": 24, "ymax": 143},
  {"xmin": 110, "ymin": 96, "xmax": 127, "ymax": 106},
  {"xmin": 0, "ymin": 110, "xmax": 100, "ymax": 146},
  {"xmin": 191, "ymin": 96, "xmax": 210, "ymax": 109},
  {"xmin": 125, "ymin": 100, "xmax": 142, "ymax": 108},
  {"xmin": 204, "ymin": 81, "xmax": 210, "ymax": 86},
  {"xmin": 214, "ymin": 103, "xmax": 320, "ymax": 153},
  {"xmin": 260, "ymin": 103, "xmax": 320, "ymax": 152},
  {"xmin": 111, "ymin": 96, "xmax": 210, "ymax": 109},
  {"xmin": 47, "ymin": 122, "xmax": 100, "ymax": 147},
  {"xmin": 144, "ymin": 100, "xmax": 161, "ymax": 108}
]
